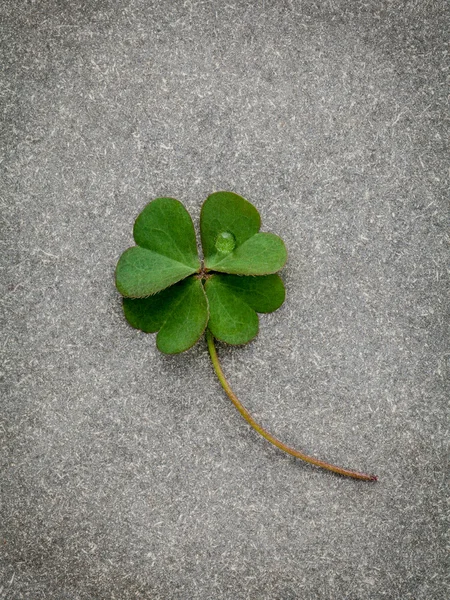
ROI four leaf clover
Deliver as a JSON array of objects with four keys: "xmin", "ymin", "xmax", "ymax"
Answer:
[
  {"xmin": 115, "ymin": 191, "xmax": 287, "ymax": 353},
  {"xmin": 114, "ymin": 191, "xmax": 377, "ymax": 481}
]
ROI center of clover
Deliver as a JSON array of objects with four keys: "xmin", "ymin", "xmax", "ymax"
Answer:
[
  {"xmin": 197, "ymin": 231, "xmax": 237, "ymax": 280},
  {"xmin": 215, "ymin": 231, "xmax": 236, "ymax": 254}
]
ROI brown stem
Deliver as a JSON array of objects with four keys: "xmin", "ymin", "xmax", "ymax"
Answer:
[{"xmin": 206, "ymin": 329, "xmax": 377, "ymax": 482}]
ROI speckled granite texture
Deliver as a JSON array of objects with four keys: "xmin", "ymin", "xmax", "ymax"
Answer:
[{"xmin": 1, "ymin": 1, "xmax": 449, "ymax": 598}]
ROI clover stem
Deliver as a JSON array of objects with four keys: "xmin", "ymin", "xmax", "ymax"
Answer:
[{"xmin": 205, "ymin": 329, "xmax": 377, "ymax": 482}]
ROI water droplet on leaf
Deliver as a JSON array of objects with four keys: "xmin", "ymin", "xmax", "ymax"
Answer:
[{"xmin": 215, "ymin": 231, "xmax": 236, "ymax": 253}]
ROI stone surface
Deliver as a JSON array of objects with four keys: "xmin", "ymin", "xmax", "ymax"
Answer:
[{"xmin": 1, "ymin": 1, "xmax": 448, "ymax": 598}]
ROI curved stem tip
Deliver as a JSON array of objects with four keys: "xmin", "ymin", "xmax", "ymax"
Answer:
[{"xmin": 205, "ymin": 330, "xmax": 377, "ymax": 482}]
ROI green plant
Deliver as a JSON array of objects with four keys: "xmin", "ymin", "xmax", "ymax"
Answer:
[{"xmin": 115, "ymin": 191, "xmax": 377, "ymax": 481}]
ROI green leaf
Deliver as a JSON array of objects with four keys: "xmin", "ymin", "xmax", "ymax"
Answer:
[
  {"xmin": 134, "ymin": 198, "xmax": 200, "ymax": 270},
  {"xmin": 201, "ymin": 191, "xmax": 261, "ymax": 267},
  {"xmin": 200, "ymin": 192, "xmax": 287, "ymax": 274},
  {"xmin": 115, "ymin": 246, "xmax": 198, "ymax": 297},
  {"xmin": 116, "ymin": 192, "xmax": 288, "ymax": 351},
  {"xmin": 205, "ymin": 275, "xmax": 259, "ymax": 345},
  {"xmin": 123, "ymin": 277, "xmax": 209, "ymax": 354},
  {"xmin": 156, "ymin": 277, "xmax": 209, "ymax": 354},
  {"xmin": 209, "ymin": 232, "xmax": 287, "ymax": 275},
  {"xmin": 116, "ymin": 198, "xmax": 201, "ymax": 297},
  {"xmin": 212, "ymin": 274, "xmax": 286, "ymax": 313},
  {"xmin": 123, "ymin": 284, "xmax": 181, "ymax": 333}
]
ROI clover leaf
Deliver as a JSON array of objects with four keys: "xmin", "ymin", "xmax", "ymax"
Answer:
[
  {"xmin": 116, "ymin": 197, "xmax": 201, "ymax": 298},
  {"xmin": 116, "ymin": 192, "xmax": 287, "ymax": 352},
  {"xmin": 115, "ymin": 192, "xmax": 377, "ymax": 482}
]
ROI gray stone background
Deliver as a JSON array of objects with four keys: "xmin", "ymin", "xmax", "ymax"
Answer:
[{"xmin": 1, "ymin": 1, "xmax": 449, "ymax": 598}]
